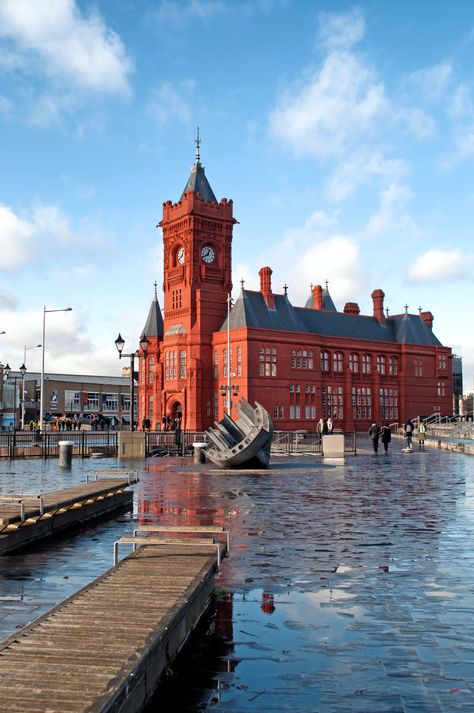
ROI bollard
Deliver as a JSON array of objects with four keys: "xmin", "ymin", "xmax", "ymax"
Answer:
[
  {"xmin": 58, "ymin": 440, "xmax": 74, "ymax": 468},
  {"xmin": 192, "ymin": 442, "xmax": 207, "ymax": 465}
]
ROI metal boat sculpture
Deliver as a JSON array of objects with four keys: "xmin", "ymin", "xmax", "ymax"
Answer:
[{"xmin": 204, "ymin": 399, "xmax": 274, "ymax": 469}]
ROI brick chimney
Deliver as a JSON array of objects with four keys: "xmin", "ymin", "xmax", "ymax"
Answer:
[
  {"xmin": 259, "ymin": 266, "xmax": 275, "ymax": 309},
  {"xmin": 421, "ymin": 310, "xmax": 433, "ymax": 329},
  {"xmin": 371, "ymin": 289, "xmax": 386, "ymax": 323},
  {"xmin": 343, "ymin": 302, "xmax": 360, "ymax": 315},
  {"xmin": 312, "ymin": 284, "xmax": 324, "ymax": 310}
]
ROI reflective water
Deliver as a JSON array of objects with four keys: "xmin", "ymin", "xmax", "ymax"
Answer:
[{"xmin": 1, "ymin": 444, "xmax": 474, "ymax": 711}]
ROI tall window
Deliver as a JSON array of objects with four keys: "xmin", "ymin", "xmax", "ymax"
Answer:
[
  {"xmin": 148, "ymin": 395, "xmax": 154, "ymax": 421},
  {"xmin": 437, "ymin": 381, "xmax": 445, "ymax": 396},
  {"xmin": 289, "ymin": 384, "xmax": 301, "ymax": 419},
  {"xmin": 273, "ymin": 405, "xmax": 284, "ymax": 419},
  {"xmin": 304, "ymin": 384, "xmax": 316, "ymax": 419},
  {"xmin": 165, "ymin": 351, "xmax": 176, "ymax": 380},
  {"xmin": 237, "ymin": 346, "xmax": 242, "ymax": 376},
  {"xmin": 223, "ymin": 348, "xmax": 228, "ymax": 377},
  {"xmin": 322, "ymin": 385, "xmax": 343, "ymax": 419},
  {"xmin": 379, "ymin": 387, "xmax": 398, "ymax": 420},
  {"xmin": 171, "ymin": 289, "xmax": 182, "ymax": 310},
  {"xmin": 352, "ymin": 387, "xmax": 371, "ymax": 420},
  {"xmin": 214, "ymin": 350, "xmax": 218, "ymax": 378},
  {"xmin": 259, "ymin": 346, "xmax": 277, "ymax": 376},
  {"xmin": 179, "ymin": 350, "xmax": 186, "ymax": 378},
  {"xmin": 148, "ymin": 357, "xmax": 155, "ymax": 384},
  {"xmin": 349, "ymin": 353, "xmax": 359, "ymax": 373},
  {"xmin": 376, "ymin": 355, "xmax": 386, "ymax": 375},
  {"xmin": 320, "ymin": 351, "xmax": 330, "ymax": 372},
  {"xmin": 438, "ymin": 353, "xmax": 447, "ymax": 370},
  {"xmin": 333, "ymin": 352, "xmax": 343, "ymax": 373},
  {"xmin": 388, "ymin": 356, "xmax": 398, "ymax": 376},
  {"xmin": 414, "ymin": 358, "xmax": 423, "ymax": 377},
  {"xmin": 362, "ymin": 354, "xmax": 371, "ymax": 374}
]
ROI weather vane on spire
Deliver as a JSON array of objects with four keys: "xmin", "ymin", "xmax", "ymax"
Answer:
[
  {"xmin": 154, "ymin": 281, "xmax": 158, "ymax": 298},
  {"xmin": 195, "ymin": 126, "xmax": 201, "ymax": 164}
]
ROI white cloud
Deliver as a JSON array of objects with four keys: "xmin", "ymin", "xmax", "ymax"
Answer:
[
  {"xmin": 363, "ymin": 184, "xmax": 418, "ymax": 238},
  {"xmin": 409, "ymin": 249, "xmax": 473, "ymax": 283},
  {"xmin": 404, "ymin": 62, "xmax": 453, "ymax": 101},
  {"xmin": 0, "ymin": 292, "xmax": 18, "ymax": 311},
  {"xmin": 325, "ymin": 153, "xmax": 408, "ymax": 202},
  {"xmin": 400, "ymin": 108, "xmax": 436, "ymax": 140},
  {"xmin": 147, "ymin": 81, "xmax": 195, "ymax": 126},
  {"xmin": 0, "ymin": 205, "xmax": 34, "ymax": 270},
  {"xmin": 316, "ymin": 8, "xmax": 365, "ymax": 50},
  {"xmin": 0, "ymin": 0, "xmax": 132, "ymax": 94},
  {"xmin": 0, "ymin": 95, "xmax": 13, "ymax": 117},
  {"xmin": 286, "ymin": 235, "xmax": 365, "ymax": 305},
  {"xmin": 0, "ymin": 203, "xmax": 106, "ymax": 273},
  {"xmin": 269, "ymin": 51, "xmax": 388, "ymax": 160}
]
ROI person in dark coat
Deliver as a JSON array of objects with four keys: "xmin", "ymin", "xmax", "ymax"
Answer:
[
  {"xmin": 404, "ymin": 419, "xmax": 414, "ymax": 449},
  {"xmin": 380, "ymin": 423, "xmax": 391, "ymax": 453},
  {"xmin": 368, "ymin": 422, "xmax": 381, "ymax": 452}
]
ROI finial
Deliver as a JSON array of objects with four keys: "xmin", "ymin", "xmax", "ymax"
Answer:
[
  {"xmin": 385, "ymin": 307, "xmax": 389, "ymax": 317},
  {"xmin": 404, "ymin": 304, "xmax": 409, "ymax": 314},
  {"xmin": 240, "ymin": 278, "xmax": 245, "ymax": 290},
  {"xmin": 325, "ymin": 280, "xmax": 329, "ymax": 290},
  {"xmin": 418, "ymin": 306, "xmax": 422, "ymax": 314},
  {"xmin": 310, "ymin": 283, "xmax": 313, "ymax": 292},
  {"xmin": 195, "ymin": 126, "xmax": 201, "ymax": 165},
  {"xmin": 283, "ymin": 284, "xmax": 288, "ymax": 295},
  {"xmin": 154, "ymin": 281, "xmax": 158, "ymax": 299}
]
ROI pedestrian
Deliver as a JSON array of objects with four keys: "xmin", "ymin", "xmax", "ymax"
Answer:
[
  {"xmin": 317, "ymin": 417, "xmax": 325, "ymax": 441},
  {"xmin": 327, "ymin": 417, "xmax": 333, "ymax": 435},
  {"xmin": 404, "ymin": 419, "xmax": 414, "ymax": 449},
  {"xmin": 380, "ymin": 423, "xmax": 391, "ymax": 453},
  {"xmin": 161, "ymin": 416, "xmax": 166, "ymax": 432},
  {"xmin": 166, "ymin": 415, "xmax": 171, "ymax": 431},
  {"xmin": 418, "ymin": 420, "xmax": 426, "ymax": 451},
  {"xmin": 368, "ymin": 422, "xmax": 380, "ymax": 453},
  {"xmin": 322, "ymin": 419, "xmax": 328, "ymax": 435}
]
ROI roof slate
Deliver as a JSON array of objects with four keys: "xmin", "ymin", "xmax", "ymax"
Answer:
[
  {"xmin": 220, "ymin": 290, "xmax": 442, "ymax": 346},
  {"xmin": 142, "ymin": 293, "xmax": 164, "ymax": 339},
  {"xmin": 180, "ymin": 163, "xmax": 217, "ymax": 202}
]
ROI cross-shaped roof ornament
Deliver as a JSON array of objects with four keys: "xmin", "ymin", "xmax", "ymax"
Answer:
[
  {"xmin": 404, "ymin": 304, "xmax": 409, "ymax": 314},
  {"xmin": 283, "ymin": 284, "xmax": 288, "ymax": 295}
]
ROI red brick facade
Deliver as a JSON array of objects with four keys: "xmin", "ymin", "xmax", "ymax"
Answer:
[{"xmin": 138, "ymin": 158, "xmax": 453, "ymax": 432}]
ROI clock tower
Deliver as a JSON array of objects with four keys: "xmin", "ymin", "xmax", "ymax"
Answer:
[{"xmin": 158, "ymin": 131, "xmax": 237, "ymax": 429}]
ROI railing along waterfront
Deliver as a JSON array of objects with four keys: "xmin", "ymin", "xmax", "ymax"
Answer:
[
  {"xmin": 0, "ymin": 430, "xmax": 118, "ymax": 459},
  {"xmin": 0, "ymin": 428, "xmax": 357, "ymax": 459}
]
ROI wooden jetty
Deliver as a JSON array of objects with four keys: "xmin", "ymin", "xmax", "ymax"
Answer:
[
  {"xmin": 0, "ymin": 533, "xmax": 227, "ymax": 712},
  {"xmin": 0, "ymin": 471, "xmax": 137, "ymax": 555}
]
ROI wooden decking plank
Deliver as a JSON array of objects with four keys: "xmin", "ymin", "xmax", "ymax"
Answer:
[{"xmin": 0, "ymin": 538, "xmax": 223, "ymax": 713}]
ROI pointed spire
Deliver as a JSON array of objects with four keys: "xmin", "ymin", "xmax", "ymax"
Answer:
[
  {"xmin": 180, "ymin": 129, "xmax": 217, "ymax": 202},
  {"xmin": 141, "ymin": 283, "xmax": 164, "ymax": 339}
]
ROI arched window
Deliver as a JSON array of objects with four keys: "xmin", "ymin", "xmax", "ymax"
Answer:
[
  {"xmin": 349, "ymin": 353, "xmax": 359, "ymax": 373},
  {"xmin": 377, "ymin": 355, "xmax": 386, "ymax": 375},
  {"xmin": 362, "ymin": 354, "xmax": 371, "ymax": 374},
  {"xmin": 320, "ymin": 351, "xmax": 330, "ymax": 372},
  {"xmin": 333, "ymin": 352, "xmax": 343, "ymax": 373}
]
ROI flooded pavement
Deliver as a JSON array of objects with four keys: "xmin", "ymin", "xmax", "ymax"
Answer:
[{"xmin": 1, "ymin": 443, "xmax": 474, "ymax": 711}]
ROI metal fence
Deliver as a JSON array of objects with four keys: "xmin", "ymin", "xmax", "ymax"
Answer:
[
  {"xmin": 0, "ymin": 430, "xmax": 118, "ymax": 459},
  {"xmin": 0, "ymin": 428, "xmax": 357, "ymax": 459}
]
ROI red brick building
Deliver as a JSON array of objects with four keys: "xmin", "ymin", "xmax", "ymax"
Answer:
[{"xmin": 138, "ymin": 144, "xmax": 453, "ymax": 432}]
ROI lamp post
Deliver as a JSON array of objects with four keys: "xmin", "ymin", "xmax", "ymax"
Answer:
[
  {"xmin": 2, "ymin": 363, "xmax": 14, "ymax": 429},
  {"xmin": 114, "ymin": 333, "xmax": 149, "ymax": 432},
  {"xmin": 22, "ymin": 344, "xmax": 41, "ymax": 431},
  {"xmin": 40, "ymin": 307, "xmax": 72, "ymax": 431}
]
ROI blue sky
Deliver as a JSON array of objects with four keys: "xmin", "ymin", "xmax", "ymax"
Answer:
[{"xmin": 0, "ymin": 0, "xmax": 473, "ymax": 390}]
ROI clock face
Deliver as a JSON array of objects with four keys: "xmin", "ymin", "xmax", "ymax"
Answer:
[
  {"xmin": 177, "ymin": 247, "xmax": 185, "ymax": 265},
  {"xmin": 201, "ymin": 245, "xmax": 215, "ymax": 264}
]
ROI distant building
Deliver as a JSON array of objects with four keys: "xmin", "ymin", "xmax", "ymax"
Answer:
[
  {"xmin": 0, "ymin": 369, "xmax": 132, "ymax": 429},
  {"xmin": 452, "ymin": 354, "xmax": 463, "ymax": 414},
  {"xmin": 138, "ymin": 139, "xmax": 454, "ymax": 432}
]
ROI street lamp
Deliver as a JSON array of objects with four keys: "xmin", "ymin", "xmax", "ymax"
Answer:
[
  {"xmin": 114, "ymin": 333, "xmax": 149, "ymax": 432},
  {"xmin": 22, "ymin": 344, "xmax": 41, "ymax": 430},
  {"xmin": 40, "ymin": 307, "xmax": 73, "ymax": 431}
]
